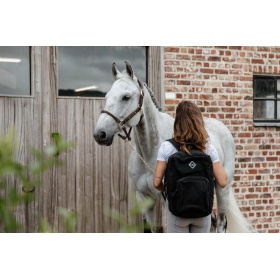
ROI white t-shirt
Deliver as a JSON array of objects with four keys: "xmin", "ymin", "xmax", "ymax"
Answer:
[{"xmin": 157, "ymin": 141, "xmax": 220, "ymax": 163}]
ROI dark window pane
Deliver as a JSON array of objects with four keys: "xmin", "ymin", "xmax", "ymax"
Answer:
[
  {"xmin": 254, "ymin": 100, "xmax": 274, "ymax": 119},
  {"xmin": 0, "ymin": 46, "xmax": 30, "ymax": 96},
  {"xmin": 277, "ymin": 79, "xmax": 280, "ymax": 98},
  {"xmin": 254, "ymin": 78, "xmax": 274, "ymax": 98},
  {"xmin": 58, "ymin": 46, "xmax": 147, "ymax": 97}
]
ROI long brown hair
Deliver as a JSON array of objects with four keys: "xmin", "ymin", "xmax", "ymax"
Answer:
[{"xmin": 173, "ymin": 100, "xmax": 209, "ymax": 153}]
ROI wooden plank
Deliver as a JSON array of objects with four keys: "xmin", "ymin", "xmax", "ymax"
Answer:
[
  {"xmin": 92, "ymin": 100, "xmax": 105, "ymax": 232},
  {"xmin": 57, "ymin": 98, "xmax": 68, "ymax": 232},
  {"xmin": 84, "ymin": 100, "xmax": 94, "ymax": 232},
  {"xmin": 49, "ymin": 47, "xmax": 59, "ymax": 231},
  {"xmin": 148, "ymin": 46, "xmax": 164, "ymax": 110},
  {"xmin": 22, "ymin": 97, "xmax": 36, "ymax": 232},
  {"xmin": 75, "ymin": 100, "xmax": 86, "ymax": 232},
  {"xmin": 32, "ymin": 46, "xmax": 43, "ymax": 232},
  {"xmin": 40, "ymin": 47, "xmax": 52, "ymax": 228},
  {"xmin": 12, "ymin": 98, "xmax": 26, "ymax": 231},
  {"xmin": 65, "ymin": 99, "xmax": 77, "ymax": 228},
  {"xmin": 25, "ymin": 47, "xmax": 39, "ymax": 233},
  {"xmin": 40, "ymin": 46, "xmax": 59, "ymax": 230}
]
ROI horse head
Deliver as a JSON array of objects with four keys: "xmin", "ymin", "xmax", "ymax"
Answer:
[{"xmin": 94, "ymin": 61, "xmax": 145, "ymax": 146}]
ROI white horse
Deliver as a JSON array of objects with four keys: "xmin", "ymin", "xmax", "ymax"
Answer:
[{"xmin": 94, "ymin": 61, "xmax": 255, "ymax": 233}]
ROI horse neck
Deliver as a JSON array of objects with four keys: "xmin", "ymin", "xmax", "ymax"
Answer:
[{"xmin": 133, "ymin": 90, "xmax": 161, "ymax": 158}]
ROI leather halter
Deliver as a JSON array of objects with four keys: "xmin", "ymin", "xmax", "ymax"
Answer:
[{"xmin": 101, "ymin": 78, "xmax": 144, "ymax": 141}]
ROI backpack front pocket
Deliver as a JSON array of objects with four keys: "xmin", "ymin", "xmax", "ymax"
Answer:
[{"xmin": 175, "ymin": 176, "xmax": 210, "ymax": 217}]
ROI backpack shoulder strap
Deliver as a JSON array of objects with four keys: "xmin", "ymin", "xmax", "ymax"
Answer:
[
  {"xmin": 167, "ymin": 139, "xmax": 200, "ymax": 152},
  {"xmin": 167, "ymin": 138, "xmax": 180, "ymax": 151}
]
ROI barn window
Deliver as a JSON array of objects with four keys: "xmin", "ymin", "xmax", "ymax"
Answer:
[
  {"xmin": 58, "ymin": 46, "xmax": 147, "ymax": 98},
  {"xmin": 253, "ymin": 75, "xmax": 280, "ymax": 126},
  {"xmin": 0, "ymin": 46, "xmax": 31, "ymax": 96}
]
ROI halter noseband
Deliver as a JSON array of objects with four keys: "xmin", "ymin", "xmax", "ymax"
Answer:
[{"xmin": 101, "ymin": 78, "xmax": 144, "ymax": 141}]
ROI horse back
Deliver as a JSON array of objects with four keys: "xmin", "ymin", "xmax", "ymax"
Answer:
[{"xmin": 204, "ymin": 117, "xmax": 235, "ymax": 179}]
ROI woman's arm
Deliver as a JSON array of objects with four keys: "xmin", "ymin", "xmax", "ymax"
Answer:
[
  {"xmin": 213, "ymin": 161, "xmax": 227, "ymax": 188},
  {"xmin": 153, "ymin": 160, "xmax": 167, "ymax": 192}
]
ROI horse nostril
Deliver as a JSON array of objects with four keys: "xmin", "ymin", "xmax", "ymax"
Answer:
[{"xmin": 99, "ymin": 131, "xmax": 107, "ymax": 140}]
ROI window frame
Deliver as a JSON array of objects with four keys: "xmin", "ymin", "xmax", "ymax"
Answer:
[
  {"xmin": 0, "ymin": 46, "xmax": 32, "ymax": 98},
  {"xmin": 253, "ymin": 74, "xmax": 280, "ymax": 127}
]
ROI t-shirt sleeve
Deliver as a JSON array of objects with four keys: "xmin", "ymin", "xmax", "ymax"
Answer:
[
  {"xmin": 157, "ymin": 141, "xmax": 178, "ymax": 162},
  {"xmin": 157, "ymin": 143, "xmax": 166, "ymax": 161}
]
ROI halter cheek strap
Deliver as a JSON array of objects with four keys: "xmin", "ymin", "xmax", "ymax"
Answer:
[{"xmin": 101, "ymin": 78, "xmax": 144, "ymax": 141}]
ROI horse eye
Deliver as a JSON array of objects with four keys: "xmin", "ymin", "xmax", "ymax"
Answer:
[{"xmin": 122, "ymin": 95, "xmax": 131, "ymax": 101}]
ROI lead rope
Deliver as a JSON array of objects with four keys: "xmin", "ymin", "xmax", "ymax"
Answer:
[
  {"xmin": 126, "ymin": 139, "xmax": 166, "ymax": 203},
  {"xmin": 127, "ymin": 140, "xmax": 154, "ymax": 173}
]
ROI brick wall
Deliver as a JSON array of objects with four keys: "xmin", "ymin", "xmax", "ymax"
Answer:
[{"xmin": 163, "ymin": 46, "xmax": 280, "ymax": 233}]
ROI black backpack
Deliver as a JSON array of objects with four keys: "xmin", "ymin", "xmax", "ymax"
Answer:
[{"xmin": 164, "ymin": 138, "xmax": 214, "ymax": 218}]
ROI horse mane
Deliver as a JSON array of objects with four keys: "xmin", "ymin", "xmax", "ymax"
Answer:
[{"xmin": 143, "ymin": 83, "xmax": 162, "ymax": 112}]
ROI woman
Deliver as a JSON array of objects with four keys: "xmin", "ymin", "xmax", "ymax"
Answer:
[{"xmin": 153, "ymin": 100, "xmax": 227, "ymax": 233}]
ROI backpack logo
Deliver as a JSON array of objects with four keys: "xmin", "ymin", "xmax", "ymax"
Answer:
[{"xmin": 189, "ymin": 161, "xmax": 196, "ymax": 169}]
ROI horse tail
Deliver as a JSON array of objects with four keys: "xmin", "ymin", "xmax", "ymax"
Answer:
[{"xmin": 226, "ymin": 186, "xmax": 257, "ymax": 233}]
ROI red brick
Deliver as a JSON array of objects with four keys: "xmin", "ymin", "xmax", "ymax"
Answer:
[
  {"xmin": 222, "ymin": 82, "xmax": 236, "ymax": 87},
  {"xmin": 208, "ymin": 56, "xmax": 221, "ymax": 61},
  {"xmin": 252, "ymin": 59, "xmax": 264, "ymax": 64},
  {"xmin": 164, "ymin": 47, "xmax": 180, "ymax": 52},
  {"xmin": 271, "ymin": 47, "xmax": 280, "ymax": 52},
  {"xmin": 229, "ymin": 46, "xmax": 242, "ymax": 50},
  {"xmin": 247, "ymin": 169, "xmax": 258, "ymax": 174},
  {"xmin": 165, "ymin": 60, "xmax": 180, "ymax": 65},
  {"xmin": 177, "ymin": 80, "xmax": 190, "ymax": 85},
  {"xmin": 200, "ymin": 68, "xmax": 214, "ymax": 74},
  {"xmin": 176, "ymin": 55, "xmax": 191, "ymax": 60},
  {"xmin": 192, "ymin": 56, "xmax": 206, "ymax": 61},
  {"xmin": 215, "ymin": 69, "xmax": 228, "ymax": 74},
  {"xmin": 165, "ymin": 73, "xmax": 180, "ymax": 78},
  {"xmin": 257, "ymin": 47, "xmax": 271, "ymax": 52},
  {"xmin": 245, "ymin": 194, "xmax": 258, "ymax": 199},
  {"xmin": 240, "ymin": 76, "xmax": 252, "ymax": 81},
  {"xmin": 267, "ymin": 157, "xmax": 278, "ymax": 161}
]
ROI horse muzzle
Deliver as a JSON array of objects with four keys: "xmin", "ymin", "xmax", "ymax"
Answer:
[{"xmin": 93, "ymin": 129, "xmax": 114, "ymax": 146}]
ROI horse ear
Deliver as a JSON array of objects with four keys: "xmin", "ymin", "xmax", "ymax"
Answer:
[
  {"xmin": 124, "ymin": 61, "xmax": 134, "ymax": 79},
  {"xmin": 112, "ymin": 63, "xmax": 122, "ymax": 80}
]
